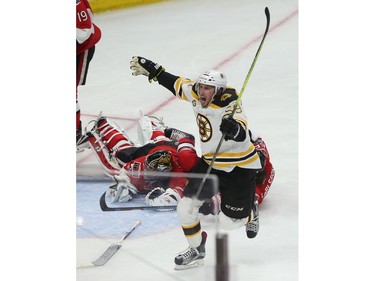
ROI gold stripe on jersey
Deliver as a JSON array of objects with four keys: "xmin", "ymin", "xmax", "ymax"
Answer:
[
  {"xmin": 208, "ymin": 103, "xmax": 222, "ymax": 109},
  {"xmin": 204, "ymin": 144, "xmax": 255, "ymax": 158},
  {"xmin": 191, "ymin": 90, "xmax": 199, "ymax": 100},
  {"xmin": 205, "ymin": 154, "xmax": 259, "ymax": 168},
  {"xmin": 202, "ymin": 145, "xmax": 259, "ymax": 168},
  {"xmin": 236, "ymin": 118, "xmax": 248, "ymax": 128},
  {"xmin": 175, "ymin": 77, "xmax": 189, "ymax": 101}
]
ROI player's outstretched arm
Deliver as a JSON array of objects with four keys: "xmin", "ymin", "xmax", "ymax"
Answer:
[
  {"xmin": 130, "ymin": 56, "xmax": 164, "ymax": 82},
  {"xmin": 130, "ymin": 56, "xmax": 179, "ymax": 94}
]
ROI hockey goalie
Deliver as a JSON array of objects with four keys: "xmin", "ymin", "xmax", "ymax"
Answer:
[
  {"xmin": 78, "ymin": 114, "xmax": 200, "ymax": 207},
  {"xmin": 78, "ymin": 114, "xmax": 274, "ymax": 210}
]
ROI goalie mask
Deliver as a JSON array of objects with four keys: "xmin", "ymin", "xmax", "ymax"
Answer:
[
  {"xmin": 195, "ymin": 70, "xmax": 227, "ymax": 106},
  {"xmin": 144, "ymin": 150, "xmax": 173, "ymax": 180}
]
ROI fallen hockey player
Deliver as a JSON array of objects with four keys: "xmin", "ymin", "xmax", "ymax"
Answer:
[{"xmin": 78, "ymin": 114, "xmax": 274, "ymax": 212}]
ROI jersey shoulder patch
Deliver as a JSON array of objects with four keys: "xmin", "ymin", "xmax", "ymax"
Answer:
[{"xmin": 211, "ymin": 87, "xmax": 238, "ymax": 107}]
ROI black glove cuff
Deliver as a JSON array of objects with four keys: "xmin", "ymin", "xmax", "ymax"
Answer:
[
  {"xmin": 221, "ymin": 118, "xmax": 246, "ymax": 142},
  {"xmin": 149, "ymin": 67, "xmax": 165, "ymax": 82}
]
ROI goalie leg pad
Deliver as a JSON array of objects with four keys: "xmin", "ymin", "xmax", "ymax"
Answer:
[
  {"xmin": 87, "ymin": 131, "xmax": 121, "ymax": 176},
  {"xmin": 97, "ymin": 118, "xmax": 133, "ymax": 151},
  {"xmin": 137, "ymin": 115, "xmax": 168, "ymax": 145}
]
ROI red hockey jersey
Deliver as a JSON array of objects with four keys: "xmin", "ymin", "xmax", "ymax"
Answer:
[
  {"xmin": 121, "ymin": 138, "xmax": 199, "ymax": 196},
  {"xmin": 76, "ymin": 0, "xmax": 101, "ymax": 54}
]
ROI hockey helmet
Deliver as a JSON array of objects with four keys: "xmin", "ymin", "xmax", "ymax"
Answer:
[
  {"xmin": 145, "ymin": 150, "xmax": 173, "ymax": 173},
  {"xmin": 196, "ymin": 70, "xmax": 227, "ymax": 96}
]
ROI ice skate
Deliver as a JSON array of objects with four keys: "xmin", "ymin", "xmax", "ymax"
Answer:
[
  {"xmin": 76, "ymin": 133, "xmax": 91, "ymax": 152},
  {"xmin": 246, "ymin": 198, "xmax": 259, "ymax": 238},
  {"xmin": 174, "ymin": 231, "xmax": 207, "ymax": 270},
  {"xmin": 148, "ymin": 115, "xmax": 166, "ymax": 130},
  {"xmin": 76, "ymin": 115, "xmax": 106, "ymax": 152},
  {"xmin": 76, "ymin": 121, "xmax": 92, "ymax": 152},
  {"xmin": 76, "ymin": 120, "xmax": 89, "ymax": 152}
]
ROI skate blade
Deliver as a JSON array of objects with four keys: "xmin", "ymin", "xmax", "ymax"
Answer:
[{"xmin": 174, "ymin": 259, "xmax": 204, "ymax": 270}]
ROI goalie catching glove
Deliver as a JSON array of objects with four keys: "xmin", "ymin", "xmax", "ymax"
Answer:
[
  {"xmin": 130, "ymin": 56, "xmax": 165, "ymax": 82},
  {"xmin": 145, "ymin": 187, "xmax": 181, "ymax": 207},
  {"xmin": 107, "ymin": 171, "xmax": 138, "ymax": 203}
]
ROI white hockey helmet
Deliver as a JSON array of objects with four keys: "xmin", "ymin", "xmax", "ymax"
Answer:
[{"xmin": 196, "ymin": 70, "xmax": 227, "ymax": 96}]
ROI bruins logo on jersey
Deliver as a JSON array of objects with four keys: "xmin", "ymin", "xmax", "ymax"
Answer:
[
  {"xmin": 211, "ymin": 87, "xmax": 238, "ymax": 107},
  {"xmin": 196, "ymin": 114, "xmax": 212, "ymax": 142},
  {"xmin": 220, "ymin": 93, "xmax": 231, "ymax": 101},
  {"xmin": 192, "ymin": 100, "xmax": 197, "ymax": 107}
]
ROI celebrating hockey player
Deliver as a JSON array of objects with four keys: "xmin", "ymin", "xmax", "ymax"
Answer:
[{"xmin": 130, "ymin": 56, "xmax": 269, "ymax": 269}]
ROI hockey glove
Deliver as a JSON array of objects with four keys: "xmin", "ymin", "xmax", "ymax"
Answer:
[
  {"xmin": 130, "ymin": 56, "xmax": 165, "ymax": 82},
  {"xmin": 164, "ymin": 127, "xmax": 195, "ymax": 142},
  {"xmin": 145, "ymin": 187, "xmax": 181, "ymax": 206},
  {"xmin": 107, "ymin": 173, "xmax": 138, "ymax": 203},
  {"xmin": 198, "ymin": 194, "xmax": 221, "ymax": 215},
  {"xmin": 220, "ymin": 117, "xmax": 245, "ymax": 141}
]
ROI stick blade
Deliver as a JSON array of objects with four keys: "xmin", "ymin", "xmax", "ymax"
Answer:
[
  {"xmin": 91, "ymin": 244, "xmax": 121, "ymax": 266},
  {"xmin": 99, "ymin": 191, "xmax": 177, "ymax": 212},
  {"xmin": 265, "ymin": 7, "xmax": 270, "ymax": 18},
  {"xmin": 264, "ymin": 7, "xmax": 270, "ymax": 31}
]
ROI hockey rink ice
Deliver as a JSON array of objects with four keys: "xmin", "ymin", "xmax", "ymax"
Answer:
[{"xmin": 76, "ymin": 0, "xmax": 298, "ymax": 280}]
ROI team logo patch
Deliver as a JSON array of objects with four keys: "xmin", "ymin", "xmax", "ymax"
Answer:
[
  {"xmin": 196, "ymin": 114, "xmax": 212, "ymax": 142},
  {"xmin": 221, "ymin": 93, "xmax": 231, "ymax": 101},
  {"xmin": 192, "ymin": 100, "xmax": 196, "ymax": 107}
]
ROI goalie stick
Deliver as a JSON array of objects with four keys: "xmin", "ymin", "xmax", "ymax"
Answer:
[
  {"xmin": 194, "ymin": 7, "xmax": 271, "ymax": 202},
  {"xmin": 99, "ymin": 191, "xmax": 177, "ymax": 211},
  {"xmin": 81, "ymin": 220, "xmax": 142, "ymax": 267}
]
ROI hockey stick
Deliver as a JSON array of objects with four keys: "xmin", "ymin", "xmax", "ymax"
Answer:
[
  {"xmin": 88, "ymin": 220, "xmax": 142, "ymax": 267},
  {"xmin": 99, "ymin": 191, "xmax": 177, "ymax": 211},
  {"xmin": 194, "ymin": 7, "xmax": 270, "ymax": 201}
]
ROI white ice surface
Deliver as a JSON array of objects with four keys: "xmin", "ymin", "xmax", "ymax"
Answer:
[{"xmin": 76, "ymin": 0, "xmax": 298, "ymax": 280}]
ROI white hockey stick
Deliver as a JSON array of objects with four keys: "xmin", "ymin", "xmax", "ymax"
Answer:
[{"xmin": 78, "ymin": 220, "xmax": 141, "ymax": 268}]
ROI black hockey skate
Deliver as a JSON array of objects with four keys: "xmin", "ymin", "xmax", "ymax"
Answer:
[
  {"xmin": 76, "ymin": 131, "xmax": 91, "ymax": 152},
  {"xmin": 246, "ymin": 199, "xmax": 259, "ymax": 238},
  {"xmin": 76, "ymin": 115, "xmax": 106, "ymax": 153},
  {"xmin": 174, "ymin": 231, "xmax": 207, "ymax": 270}
]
